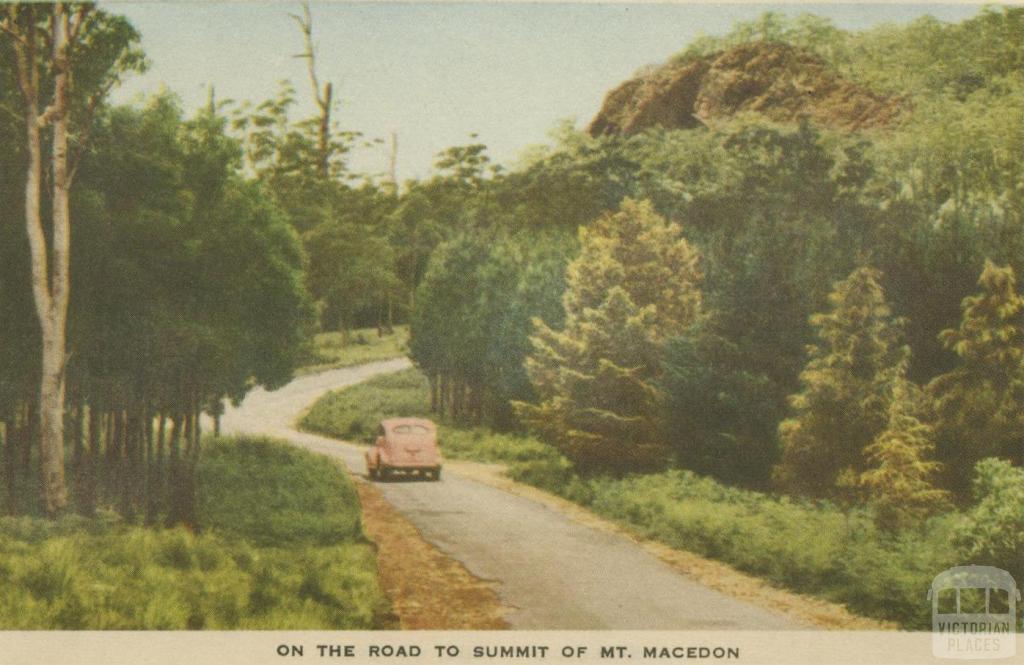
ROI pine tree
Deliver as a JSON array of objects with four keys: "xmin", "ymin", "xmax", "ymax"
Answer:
[
  {"xmin": 928, "ymin": 260, "xmax": 1024, "ymax": 490},
  {"xmin": 774, "ymin": 266, "xmax": 908, "ymax": 497},
  {"xmin": 516, "ymin": 199, "xmax": 702, "ymax": 474},
  {"xmin": 860, "ymin": 379, "xmax": 951, "ymax": 531}
]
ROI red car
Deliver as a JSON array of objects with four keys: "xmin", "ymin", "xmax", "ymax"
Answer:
[{"xmin": 366, "ymin": 418, "xmax": 442, "ymax": 481}]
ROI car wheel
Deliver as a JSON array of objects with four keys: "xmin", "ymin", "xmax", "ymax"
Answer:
[
  {"xmin": 431, "ymin": 468, "xmax": 441, "ymax": 481},
  {"xmin": 368, "ymin": 466, "xmax": 378, "ymax": 481},
  {"xmin": 380, "ymin": 465, "xmax": 391, "ymax": 481}
]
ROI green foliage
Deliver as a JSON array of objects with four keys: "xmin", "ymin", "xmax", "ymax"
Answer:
[
  {"xmin": 928, "ymin": 262, "xmax": 1024, "ymax": 489},
  {"xmin": 72, "ymin": 97, "xmax": 317, "ymax": 401},
  {"xmin": 305, "ymin": 208, "xmax": 400, "ymax": 333},
  {"xmin": 0, "ymin": 437, "xmax": 389, "ymax": 629},
  {"xmin": 625, "ymin": 120, "xmax": 873, "ymax": 395},
  {"xmin": 301, "ymin": 368, "xmax": 560, "ymax": 467},
  {"xmin": 659, "ymin": 328, "xmax": 782, "ymax": 487},
  {"xmin": 410, "ymin": 228, "xmax": 570, "ymax": 427},
  {"xmin": 509, "ymin": 462, "xmax": 959, "ymax": 628},
  {"xmin": 518, "ymin": 200, "xmax": 702, "ymax": 473},
  {"xmin": 955, "ymin": 458, "xmax": 1024, "ymax": 584},
  {"xmin": 302, "ymin": 369, "xmax": 431, "ymax": 442},
  {"xmin": 196, "ymin": 437, "xmax": 362, "ymax": 547},
  {"xmin": 308, "ymin": 359, "xmax": 963, "ymax": 628},
  {"xmin": 859, "ymin": 380, "xmax": 950, "ymax": 531},
  {"xmin": 670, "ymin": 7, "xmax": 1024, "ymax": 102},
  {"xmin": 775, "ymin": 267, "xmax": 909, "ymax": 497},
  {"xmin": 298, "ymin": 325, "xmax": 409, "ymax": 375}
]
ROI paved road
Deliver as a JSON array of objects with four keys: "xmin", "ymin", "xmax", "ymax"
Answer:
[{"xmin": 219, "ymin": 359, "xmax": 801, "ymax": 630}]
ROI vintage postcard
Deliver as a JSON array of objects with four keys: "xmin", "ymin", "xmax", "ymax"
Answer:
[{"xmin": 0, "ymin": 1, "xmax": 1021, "ymax": 663}]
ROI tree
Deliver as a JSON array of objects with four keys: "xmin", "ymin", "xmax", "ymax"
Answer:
[
  {"xmin": 290, "ymin": 0, "xmax": 334, "ymax": 180},
  {"xmin": 516, "ymin": 199, "xmax": 702, "ymax": 474},
  {"xmin": 0, "ymin": 3, "xmax": 142, "ymax": 515},
  {"xmin": 659, "ymin": 326, "xmax": 782, "ymax": 487},
  {"xmin": 67, "ymin": 97, "xmax": 315, "ymax": 521},
  {"xmin": 859, "ymin": 378, "xmax": 950, "ymax": 531},
  {"xmin": 305, "ymin": 209, "xmax": 399, "ymax": 338},
  {"xmin": 928, "ymin": 261, "xmax": 1024, "ymax": 490},
  {"xmin": 775, "ymin": 266, "xmax": 908, "ymax": 497}
]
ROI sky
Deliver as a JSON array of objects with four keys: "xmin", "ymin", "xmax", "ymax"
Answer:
[{"xmin": 101, "ymin": 2, "xmax": 987, "ymax": 181}]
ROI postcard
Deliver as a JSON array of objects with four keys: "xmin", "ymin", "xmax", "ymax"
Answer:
[{"xmin": 0, "ymin": 1, "xmax": 1021, "ymax": 663}]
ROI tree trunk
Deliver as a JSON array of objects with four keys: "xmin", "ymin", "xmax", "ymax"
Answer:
[
  {"xmin": 82, "ymin": 404, "xmax": 99, "ymax": 517},
  {"xmin": 438, "ymin": 374, "xmax": 449, "ymax": 419},
  {"xmin": 3, "ymin": 416, "xmax": 16, "ymax": 516},
  {"xmin": 12, "ymin": 4, "xmax": 74, "ymax": 517}
]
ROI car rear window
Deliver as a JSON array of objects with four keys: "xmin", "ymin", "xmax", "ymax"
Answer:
[{"xmin": 393, "ymin": 424, "xmax": 430, "ymax": 435}]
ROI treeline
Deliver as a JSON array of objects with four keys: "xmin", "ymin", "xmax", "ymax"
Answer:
[
  {"xmin": 0, "ymin": 92, "xmax": 315, "ymax": 519},
  {"xmin": 404, "ymin": 5, "xmax": 1024, "ymax": 527},
  {"xmin": 0, "ymin": 5, "xmax": 320, "ymax": 520}
]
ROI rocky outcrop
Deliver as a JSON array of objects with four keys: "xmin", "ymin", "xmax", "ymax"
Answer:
[{"xmin": 589, "ymin": 42, "xmax": 904, "ymax": 137}]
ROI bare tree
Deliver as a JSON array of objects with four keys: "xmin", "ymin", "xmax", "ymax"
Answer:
[
  {"xmin": 291, "ymin": 0, "xmax": 333, "ymax": 180},
  {"xmin": 387, "ymin": 131, "xmax": 399, "ymax": 189}
]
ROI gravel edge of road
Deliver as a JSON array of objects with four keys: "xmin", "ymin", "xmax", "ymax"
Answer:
[{"xmin": 354, "ymin": 475, "xmax": 511, "ymax": 630}]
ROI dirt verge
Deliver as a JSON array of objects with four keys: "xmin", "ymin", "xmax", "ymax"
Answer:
[{"xmin": 355, "ymin": 477, "xmax": 510, "ymax": 630}]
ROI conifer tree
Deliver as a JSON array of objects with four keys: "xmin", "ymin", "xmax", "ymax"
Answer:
[
  {"xmin": 928, "ymin": 261, "xmax": 1024, "ymax": 488},
  {"xmin": 516, "ymin": 199, "xmax": 702, "ymax": 474},
  {"xmin": 860, "ymin": 379, "xmax": 951, "ymax": 531},
  {"xmin": 775, "ymin": 266, "xmax": 908, "ymax": 497}
]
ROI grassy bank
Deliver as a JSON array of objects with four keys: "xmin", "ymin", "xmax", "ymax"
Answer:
[
  {"xmin": 0, "ymin": 436, "xmax": 391, "ymax": 629},
  {"xmin": 297, "ymin": 326, "xmax": 409, "ymax": 375},
  {"xmin": 302, "ymin": 368, "xmax": 959, "ymax": 629},
  {"xmin": 301, "ymin": 369, "xmax": 560, "ymax": 464}
]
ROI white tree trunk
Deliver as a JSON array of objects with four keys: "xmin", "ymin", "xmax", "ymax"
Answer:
[{"xmin": 39, "ymin": 5, "xmax": 72, "ymax": 516}]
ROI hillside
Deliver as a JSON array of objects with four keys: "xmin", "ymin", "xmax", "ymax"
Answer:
[{"xmin": 589, "ymin": 41, "xmax": 905, "ymax": 136}]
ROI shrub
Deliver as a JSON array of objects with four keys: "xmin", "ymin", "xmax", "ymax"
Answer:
[{"xmin": 955, "ymin": 458, "xmax": 1024, "ymax": 584}]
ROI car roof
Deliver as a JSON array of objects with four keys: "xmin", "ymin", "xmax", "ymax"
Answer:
[{"xmin": 381, "ymin": 417, "xmax": 436, "ymax": 432}]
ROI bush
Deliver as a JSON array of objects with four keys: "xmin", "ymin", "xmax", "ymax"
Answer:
[{"xmin": 955, "ymin": 458, "xmax": 1024, "ymax": 584}]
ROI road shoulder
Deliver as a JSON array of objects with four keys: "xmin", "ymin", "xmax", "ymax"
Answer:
[{"xmin": 355, "ymin": 477, "xmax": 510, "ymax": 630}]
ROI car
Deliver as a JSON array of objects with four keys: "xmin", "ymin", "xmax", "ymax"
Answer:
[{"xmin": 366, "ymin": 417, "xmax": 442, "ymax": 481}]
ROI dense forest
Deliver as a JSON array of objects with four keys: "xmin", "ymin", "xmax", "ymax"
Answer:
[
  {"xmin": 1, "ymin": 1, "xmax": 1022, "ymax": 592},
  {"xmin": 400, "ymin": 6, "xmax": 1024, "ymax": 587}
]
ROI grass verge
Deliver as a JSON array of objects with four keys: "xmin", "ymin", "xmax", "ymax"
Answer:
[
  {"xmin": 301, "ymin": 367, "xmax": 960, "ymax": 629},
  {"xmin": 297, "ymin": 326, "xmax": 409, "ymax": 375},
  {"xmin": 0, "ymin": 436, "xmax": 391, "ymax": 629}
]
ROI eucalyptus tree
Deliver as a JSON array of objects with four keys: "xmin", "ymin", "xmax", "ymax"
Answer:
[{"xmin": 0, "ymin": 3, "xmax": 143, "ymax": 515}]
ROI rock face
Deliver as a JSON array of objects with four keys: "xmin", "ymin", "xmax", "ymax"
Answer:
[{"xmin": 589, "ymin": 42, "xmax": 903, "ymax": 137}]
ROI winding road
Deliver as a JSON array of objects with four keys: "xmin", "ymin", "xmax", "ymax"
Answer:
[{"xmin": 218, "ymin": 358, "xmax": 802, "ymax": 630}]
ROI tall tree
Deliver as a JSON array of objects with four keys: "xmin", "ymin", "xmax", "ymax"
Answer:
[
  {"xmin": 290, "ymin": 0, "xmax": 333, "ymax": 180},
  {"xmin": 516, "ymin": 199, "xmax": 702, "ymax": 474},
  {"xmin": 775, "ymin": 266, "xmax": 908, "ymax": 498},
  {"xmin": 859, "ymin": 378, "xmax": 950, "ymax": 531},
  {"xmin": 0, "ymin": 3, "xmax": 141, "ymax": 515},
  {"xmin": 928, "ymin": 261, "xmax": 1024, "ymax": 489}
]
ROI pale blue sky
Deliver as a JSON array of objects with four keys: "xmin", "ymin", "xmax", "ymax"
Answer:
[{"xmin": 102, "ymin": 2, "xmax": 987, "ymax": 181}]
